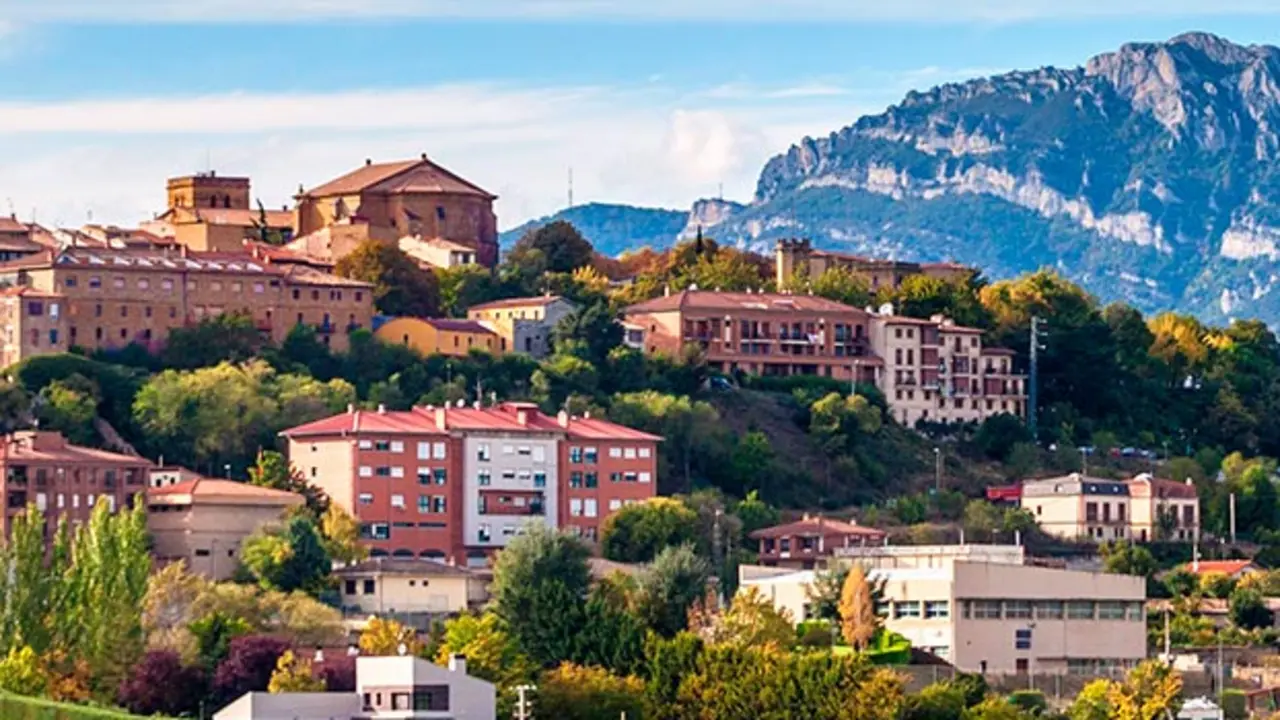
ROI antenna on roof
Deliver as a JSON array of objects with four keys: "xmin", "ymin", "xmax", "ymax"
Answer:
[{"xmin": 567, "ymin": 167, "xmax": 574, "ymax": 209}]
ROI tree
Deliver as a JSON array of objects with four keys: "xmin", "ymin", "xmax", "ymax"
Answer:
[
  {"xmin": 903, "ymin": 682, "xmax": 968, "ymax": 720},
  {"xmin": 695, "ymin": 586, "xmax": 794, "ymax": 650},
  {"xmin": 0, "ymin": 646, "xmax": 44, "ymax": 697},
  {"xmin": 509, "ymin": 220, "xmax": 595, "ymax": 275},
  {"xmin": 1229, "ymin": 586, "xmax": 1273, "ymax": 630},
  {"xmin": 320, "ymin": 503, "xmax": 368, "ymax": 566},
  {"xmin": 1104, "ymin": 660, "xmax": 1182, "ymax": 720},
  {"xmin": 212, "ymin": 635, "xmax": 290, "ymax": 705},
  {"xmin": 249, "ymin": 449, "xmax": 330, "ymax": 517},
  {"xmin": 962, "ymin": 500, "xmax": 1005, "ymax": 542},
  {"xmin": 1200, "ymin": 572, "xmax": 1237, "ymax": 600},
  {"xmin": 972, "ymin": 414, "xmax": 1032, "ymax": 461},
  {"xmin": 267, "ymin": 650, "xmax": 326, "ymax": 693},
  {"xmin": 489, "ymin": 524, "xmax": 592, "ymax": 667},
  {"xmin": 601, "ymin": 497, "xmax": 700, "ymax": 563},
  {"xmin": 190, "ymin": 611, "xmax": 253, "ymax": 672},
  {"xmin": 335, "ymin": 238, "xmax": 440, "ymax": 317},
  {"xmin": 1162, "ymin": 568, "xmax": 1199, "ymax": 598},
  {"xmin": 359, "ymin": 617, "xmax": 421, "ymax": 657},
  {"xmin": 536, "ymin": 663, "xmax": 644, "ymax": 720},
  {"xmin": 839, "ymin": 563, "xmax": 880, "ymax": 650},
  {"xmin": 35, "ymin": 374, "xmax": 99, "ymax": 445},
  {"xmin": 552, "ymin": 301, "xmax": 623, "ymax": 367},
  {"xmin": 434, "ymin": 613, "xmax": 533, "ymax": 689},
  {"xmin": 239, "ymin": 514, "xmax": 332, "ymax": 594},
  {"xmin": 728, "ymin": 431, "xmax": 775, "ymax": 497},
  {"xmin": 635, "ymin": 544, "xmax": 711, "ymax": 637},
  {"xmin": 808, "ymin": 266, "xmax": 873, "ymax": 308},
  {"xmin": 315, "ymin": 654, "xmax": 356, "ymax": 692},
  {"xmin": 1069, "ymin": 679, "xmax": 1114, "ymax": 720},
  {"xmin": 1100, "ymin": 541, "xmax": 1158, "ymax": 578},
  {"xmin": 608, "ymin": 391, "xmax": 724, "ymax": 496},
  {"xmin": 116, "ymin": 650, "xmax": 207, "ymax": 717},
  {"xmin": 436, "ymin": 264, "xmax": 504, "ymax": 317},
  {"xmin": 161, "ymin": 312, "xmax": 265, "ymax": 370},
  {"xmin": 733, "ymin": 490, "xmax": 781, "ymax": 543}
]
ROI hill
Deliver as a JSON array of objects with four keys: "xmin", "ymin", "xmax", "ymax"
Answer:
[{"xmin": 499, "ymin": 203, "xmax": 690, "ymax": 256}]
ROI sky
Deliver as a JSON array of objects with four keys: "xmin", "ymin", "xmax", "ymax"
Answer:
[{"xmin": 3, "ymin": 2, "xmax": 1280, "ymax": 230}]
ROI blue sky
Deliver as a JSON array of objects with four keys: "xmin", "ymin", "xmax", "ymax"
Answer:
[{"xmin": 2, "ymin": 1, "xmax": 1280, "ymax": 229}]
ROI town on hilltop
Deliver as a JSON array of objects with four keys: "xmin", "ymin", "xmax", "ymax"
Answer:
[{"xmin": 0, "ymin": 153, "xmax": 1274, "ymax": 720}]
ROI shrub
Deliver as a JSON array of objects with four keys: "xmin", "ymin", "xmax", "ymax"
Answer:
[{"xmin": 1008, "ymin": 689, "xmax": 1047, "ymax": 715}]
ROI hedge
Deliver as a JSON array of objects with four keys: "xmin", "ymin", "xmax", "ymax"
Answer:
[{"xmin": 0, "ymin": 695, "xmax": 153, "ymax": 720}]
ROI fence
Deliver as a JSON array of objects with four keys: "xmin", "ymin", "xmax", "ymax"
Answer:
[{"xmin": 895, "ymin": 665, "xmax": 1245, "ymax": 702}]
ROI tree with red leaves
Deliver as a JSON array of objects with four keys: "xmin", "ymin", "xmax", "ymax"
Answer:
[
  {"xmin": 212, "ymin": 635, "xmax": 290, "ymax": 707},
  {"xmin": 315, "ymin": 654, "xmax": 356, "ymax": 692},
  {"xmin": 117, "ymin": 650, "xmax": 207, "ymax": 717}
]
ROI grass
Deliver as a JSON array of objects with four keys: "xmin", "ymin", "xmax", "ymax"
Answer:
[{"xmin": 0, "ymin": 694, "xmax": 159, "ymax": 720}]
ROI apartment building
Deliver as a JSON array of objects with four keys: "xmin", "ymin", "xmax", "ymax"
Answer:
[
  {"xmin": 147, "ymin": 478, "xmax": 304, "ymax": 580},
  {"xmin": 1020, "ymin": 473, "xmax": 1199, "ymax": 543},
  {"xmin": 0, "ymin": 215, "xmax": 46, "ymax": 263},
  {"xmin": 292, "ymin": 155, "xmax": 499, "ymax": 267},
  {"xmin": 215, "ymin": 654, "xmax": 495, "ymax": 720},
  {"xmin": 623, "ymin": 288, "xmax": 881, "ymax": 384},
  {"xmin": 282, "ymin": 402, "xmax": 659, "ymax": 566},
  {"xmin": 749, "ymin": 514, "xmax": 888, "ymax": 569},
  {"xmin": 742, "ymin": 543, "xmax": 1146, "ymax": 674},
  {"xmin": 0, "ymin": 430, "xmax": 151, "ymax": 538},
  {"xmin": 868, "ymin": 309, "xmax": 1026, "ymax": 426},
  {"xmin": 0, "ymin": 246, "xmax": 374, "ymax": 365},
  {"xmin": 374, "ymin": 318, "xmax": 503, "ymax": 357},
  {"xmin": 775, "ymin": 239, "xmax": 973, "ymax": 291},
  {"xmin": 467, "ymin": 295, "xmax": 577, "ymax": 359}
]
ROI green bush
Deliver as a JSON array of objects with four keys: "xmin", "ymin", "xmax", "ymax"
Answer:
[
  {"xmin": 1008, "ymin": 689, "xmax": 1047, "ymax": 715},
  {"xmin": 0, "ymin": 695, "xmax": 156, "ymax": 719},
  {"xmin": 1222, "ymin": 689, "xmax": 1248, "ymax": 720},
  {"xmin": 795, "ymin": 620, "xmax": 834, "ymax": 648}
]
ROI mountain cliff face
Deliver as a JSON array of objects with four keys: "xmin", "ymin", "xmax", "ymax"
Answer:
[{"xmin": 718, "ymin": 32, "xmax": 1280, "ymax": 322}]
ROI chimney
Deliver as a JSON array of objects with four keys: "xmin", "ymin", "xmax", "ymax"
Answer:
[
  {"xmin": 421, "ymin": 152, "xmax": 428, "ymax": 161},
  {"xmin": 1186, "ymin": 476, "xmax": 1194, "ymax": 486},
  {"xmin": 517, "ymin": 409, "xmax": 529, "ymax": 427},
  {"xmin": 347, "ymin": 403, "xmax": 355, "ymax": 414},
  {"xmin": 583, "ymin": 411, "xmax": 591, "ymax": 419},
  {"xmin": 557, "ymin": 409, "xmax": 570, "ymax": 428},
  {"xmin": 376, "ymin": 404, "xmax": 386, "ymax": 414},
  {"xmin": 365, "ymin": 158, "xmax": 372, "ymax": 166},
  {"xmin": 449, "ymin": 654, "xmax": 467, "ymax": 675},
  {"xmin": 435, "ymin": 407, "xmax": 447, "ymax": 431},
  {"xmin": 313, "ymin": 647, "xmax": 324, "ymax": 663},
  {"xmin": 664, "ymin": 285, "xmax": 670, "ymax": 297}
]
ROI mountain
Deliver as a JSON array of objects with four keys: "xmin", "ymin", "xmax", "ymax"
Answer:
[
  {"xmin": 525, "ymin": 32, "xmax": 1280, "ymax": 324},
  {"xmin": 716, "ymin": 31, "xmax": 1280, "ymax": 323},
  {"xmin": 499, "ymin": 203, "xmax": 691, "ymax": 257}
]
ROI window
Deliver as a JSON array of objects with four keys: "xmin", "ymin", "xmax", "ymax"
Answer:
[
  {"xmin": 624, "ymin": 471, "xmax": 638, "ymax": 483},
  {"xmin": 478, "ymin": 470, "xmax": 491, "ymax": 487},
  {"xmin": 516, "ymin": 446, "xmax": 531, "ymax": 456},
  {"xmin": 1066, "ymin": 601, "xmax": 1095, "ymax": 620},
  {"xmin": 502, "ymin": 445, "xmax": 514, "ymax": 455},
  {"xmin": 253, "ymin": 282, "xmax": 264, "ymax": 294},
  {"xmin": 1097, "ymin": 601, "xmax": 1127, "ymax": 620},
  {"xmin": 390, "ymin": 466, "xmax": 404, "ymax": 478},
  {"xmin": 1004, "ymin": 600, "xmax": 1032, "ymax": 619},
  {"xmin": 358, "ymin": 493, "xmax": 373, "ymax": 505},
  {"xmin": 533, "ymin": 471, "xmax": 547, "ymax": 488},
  {"xmin": 570, "ymin": 472, "xmax": 583, "ymax": 488},
  {"xmin": 359, "ymin": 440, "xmax": 373, "ymax": 450},
  {"xmin": 639, "ymin": 447, "xmax": 652, "ymax": 458},
  {"xmin": 609, "ymin": 499, "xmax": 622, "ymax": 511},
  {"xmin": 570, "ymin": 446, "xmax": 583, "ymax": 463},
  {"xmin": 584, "ymin": 447, "xmax": 598, "ymax": 464},
  {"xmin": 585, "ymin": 472, "xmax": 598, "ymax": 488},
  {"xmin": 344, "ymin": 580, "xmax": 356, "ymax": 595},
  {"xmin": 1127, "ymin": 601, "xmax": 1145, "ymax": 621},
  {"xmin": 433, "ymin": 468, "xmax": 447, "ymax": 484},
  {"xmin": 584, "ymin": 499, "xmax": 598, "ymax": 518},
  {"xmin": 161, "ymin": 278, "xmax": 174, "ymax": 291},
  {"xmin": 26, "ymin": 301, "xmax": 43, "ymax": 316},
  {"xmin": 1035, "ymin": 601, "xmax": 1064, "ymax": 620},
  {"xmin": 375, "ymin": 467, "xmax": 392, "ymax": 477},
  {"xmin": 570, "ymin": 499, "xmax": 583, "ymax": 517},
  {"xmin": 433, "ymin": 442, "xmax": 446, "ymax": 459},
  {"xmin": 358, "ymin": 466, "xmax": 373, "ymax": 477},
  {"xmin": 418, "ymin": 495, "xmax": 430, "ymax": 513},
  {"xmin": 477, "ymin": 444, "xmax": 491, "ymax": 461},
  {"xmin": 417, "ymin": 442, "xmax": 430, "ymax": 460},
  {"xmin": 639, "ymin": 472, "xmax": 652, "ymax": 484},
  {"xmin": 390, "ymin": 441, "xmax": 404, "ymax": 453},
  {"xmin": 1014, "ymin": 628, "xmax": 1032, "ymax": 651},
  {"xmin": 624, "ymin": 447, "xmax": 637, "ymax": 459},
  {"xmin": 924, "ymin": 601, "xmax": 950, "ymax": 619},
  {"xmin": 894, "ymin": 601, "xmax": 921, "ymax": 619},
  {"xmin": 390, "ymin": 494, "xmax": 405, "ymax": 508},
  {"xmin": 971, "ymin": 600, "xmax": 1002, "ymax": 619},
  {"xmin": 374, "ymin": 440, "xmax": 391, "ymax": 451},
  {"xmin": 363, "ymin": 579, "xmax": 375, "ymax": 595},
  {"xmin": 609, "ymin": 447, "xmax": 622, "ymax": 459},
  {"xmin": 113, "ymin": 277, "xmax": 125, "ymax": 289},
  {"xmin": 89, "ymin": 276, "xmax": 101, "ymax": 289},
  {"xmin": 432, "ymin": 496, "xmax": 446, "ymax": 513},
  {"xmin": 417, "ymin": 468, "xmax": 431, "ymax": 485}
]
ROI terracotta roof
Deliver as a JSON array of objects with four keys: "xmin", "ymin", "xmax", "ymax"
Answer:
[
  {"xmin": 0, "ymin": 236, "xmax": 40, "ymax": 254},
  {"xmin": 1182, "ymin": 560, "xmax": 1258, "ymax": 576},
  {"xmin": 283, "ymin": 403, "xmax": 661, "ymax": 441},
  {"xmin": 0, "ymin": 286, "xmax": 62, "ymax": 299},
  {"xmin": 467, "ymin": 295, "xmax": 565, "ymax": 312},
  {"xmin": 169, "ymin": 208, "xmax": 294, "ymax": 229},
  {"xmin": 749, "ymin": 516, "xmax": 887, "ymax": 540},
  {"xmin": 421, "ymin": 318, "xmax": 497, "ymax": 334},
  {"xmin": 0, "ymin": 216, "xmax": 29, "ymax": 234},
  {"xmin": 1, "ymin": 431, "xmax": 147, "ymax": 465},
  {"xmin": 244, "ymin": 242, "xmax": 334, "ymax": 269},
  {"xmin": 303, "ymin": 157, "xmax": 495, "ymax": 200},
  {"xmin": 280, "ymin": 265, "xmax": 372, "ymax": 289},
  {"xmin": 148, "ymin": 478, "xmax": 303, "ymax": 505},
  {"xmin": 625, "ymin": 290, "xmax": 868, "ymax": 316},
  {"xmin": 334, "ymin": 557, "xmax": 473, "ymax": 577}
]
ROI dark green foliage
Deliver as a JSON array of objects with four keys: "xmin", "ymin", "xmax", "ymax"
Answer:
[
  {"xmin": 508, "ymin": 220, "xmax": 595, "ymax": 274},
  {"xmin": 1007, "ymin": 690, "xmax": 1047, "ymax": 715},
  {"xmin": 499, "ymin": 203, "xmax": 690, "ymax": 257},
  {"xmin": 161, "ymin": 312, "xmax": 264, "ymax": 370},
  {"xmin": 552, "ymin": 302, "xmax": 623, "ymax": 366},
  {"xmin": 1229, "ymin": 587, "xmax": 1274, "ymax": 630},
  {"xmin": 642, "ymin": 632, "xmax": 703, "ymax": 718},
  {"xmin": 239, "ymin": 515, "xmax": 332, "ymax": 594},
  {"xmin": 972, "ymin": 414, "xmax": 1032, "ymax": 461},
  {"xmin": 600, "ymin": 498, "xmax": 699, "ymax": 564},
  {"xmin": 490, "ymin": 524, "xmax": 593, "ymax": 668},
  {"xmin": 902, "ymin": 682, "xmax": 967, "ymax": 720},
  {"xmin": 569, "ymin": 594, "xmax": 647, "ymax": 677},
  {"xmin": 634, "ymin": 544, "xmax": 711, "ymax": 637},
  {"xmin": 334, "ymin": 239, "xmax": 440, "ymax": 317}
]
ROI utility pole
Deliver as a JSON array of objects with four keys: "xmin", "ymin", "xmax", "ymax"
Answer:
[
  {"xmin": 1028, "ymin": 316, "xmax": 1044, "ymax": 442},
  {"xmin": 1229, "ymin": 492, "xmax": 1237, "ymax": 545},
  {"xmin": 514, "ymin": 684, "xmax": 535, "ymax": 720},
  {"xmin": 712, "ymin": 509, "xmax": 725, "ymax": 607},
  {"xmin": 933, "ymin": 447, "xmax": 942, "ymax": 493}
]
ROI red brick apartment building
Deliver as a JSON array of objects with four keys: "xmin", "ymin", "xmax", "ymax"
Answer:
[
  {"xmin": 0, "ymin": 430, "xmax": 151, "ymax": 537},
  {"xmin": 282, "ymin": 403, "xmax": 659, "ymax": 566}
]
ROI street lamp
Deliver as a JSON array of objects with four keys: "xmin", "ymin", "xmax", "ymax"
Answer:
[{"xmin": 933, "ymin": 448, "xmax": 941, "ymax": 493}]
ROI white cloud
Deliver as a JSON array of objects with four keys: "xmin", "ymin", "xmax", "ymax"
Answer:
[
  {"xmin": 8, "ymin": 0, "xmax": 1280, "ymax": 22},
  {"xmin": 0, "ymin": 81, "xmax": 869, "ymax": 232}
]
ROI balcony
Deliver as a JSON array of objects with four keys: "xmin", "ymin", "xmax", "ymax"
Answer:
[{"xmin": 317, "ymin": 321, "xmax": 336, "ymax": 335}]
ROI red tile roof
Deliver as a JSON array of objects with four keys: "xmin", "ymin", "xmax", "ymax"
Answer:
[
  {"xmin": 148, "ymin": 478, "xmax": 303, "ymax": 505},
  {"xmin": 283, "ymin": 403, "xmax": 661, "ymax": 441},
  {"xmin": 1128, "ymin": 475, "xmax": 1198, "ymax": 499},
  {"xmin": 1, "ymin": 431, "xmax": 147, "ymax": 465},
  {"xmin": 626, "ymin": 289, "xmax": 869, "ymax": 315},
  {"xmin": 303, "ymin": 157, "xmax": 495, "ymax": 200},
  {"xmin": 467, "ymin": 295, "xmax": 565, "ymax": 312},
  {"xmin": 749, "ymin": 516, "xmax": 887, "ymax": 540},
  {"xmin": 0, "ymin": 216, "xmax": 29, "ymax": 234},
  {"xmin": 1182, "ymin": 560, "xmax": 1258, "ymax": 576}
]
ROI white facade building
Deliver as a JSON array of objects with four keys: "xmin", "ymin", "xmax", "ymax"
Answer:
[{"xmin": 461, "ymin": 431, "xmax": 560, "ymax": 558}]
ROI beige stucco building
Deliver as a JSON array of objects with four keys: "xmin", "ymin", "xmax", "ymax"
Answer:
[
  {"xmin": 146, "ymin": 478, "xmax": 304, "ymax": 580},
  {"xmin": 467, "ymin": 295, "xmax": 577, "ymax": 359},
  {"xmin": 775, "ymin": 239, "xmax": 973, "ymax": 291},
  {"xmin": 741, "ymin": 543, "xmax": 1146, "ymax": 675},
  {"xmin": 1021, "ymin": 473, "xmax": 1199, "ymax": 543},
  {"xmin": 335, "ymin": 558, "xmax": 485, "ymax": 616}
]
